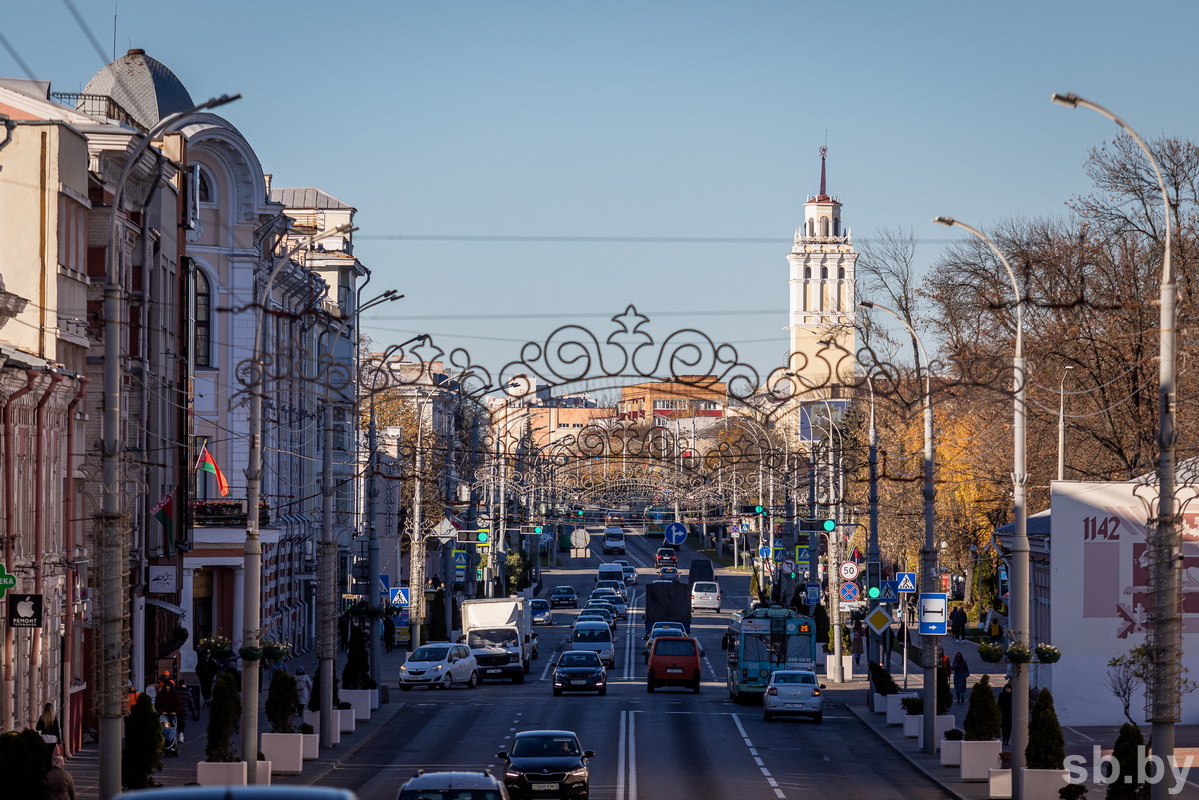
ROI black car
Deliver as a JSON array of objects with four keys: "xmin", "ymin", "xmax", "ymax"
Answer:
[
  {"xmin": 497, "ymin": 730, "xmax": 594, "ymax": 800},
  {"xmin": 552, "ymin": 650, "xmax": 607, "ymax": 696},
  {"xmin": 550, "ymin": 586, "xmax": 578, "ymax": 608},
  {"xmin": 654, "ymin": 548, "xmax": 677, "ymax": 567}
]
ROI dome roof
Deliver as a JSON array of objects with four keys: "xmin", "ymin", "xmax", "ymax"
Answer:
[{"xmin": 80, "ymin": 48, "xmax": 194, "ymax": 131}]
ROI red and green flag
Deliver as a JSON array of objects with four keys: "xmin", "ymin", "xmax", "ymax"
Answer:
[
  {"xmin": 152, "ymin": 491, "xmax": 175, "ymax": 555},
  {"xmin": 196, "ymin": 445, "xmax": 230, "ymax": 496}
]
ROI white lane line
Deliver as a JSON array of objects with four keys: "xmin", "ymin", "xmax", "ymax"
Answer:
[
  {"xmin": 628, "ymin": 709, "xmax": 637, "ymax": 800},
  {"xmin": 732, "ymin": 713, "xmax": 785, "ymax": 799},
  {"xmin": 754, "ymin": 757, "xmax": 764, "ymax": 766},
  {"xmin": 616, "ymin": 709, "xmax": 627, "ymax": 800},
  {"xmin": 538, "ymin": 652, "xmax": 558, "ymax": 682}
]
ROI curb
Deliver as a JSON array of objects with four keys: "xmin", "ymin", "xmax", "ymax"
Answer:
[
  {"xmin": 845, "ymin": 703, "xmax": 968, "ymax": 800},
  {"xmin": 292, "ymin": 700, "xmax": 408, "ymax": 786}
]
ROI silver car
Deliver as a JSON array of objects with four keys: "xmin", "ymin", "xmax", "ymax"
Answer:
[
  {"xmin": 398, "ymin": 642, "xmax": 479, "ymax": 690},
  {"xmin": 762, "ymin": 670, "xmax": 824, "ymax": 723}
]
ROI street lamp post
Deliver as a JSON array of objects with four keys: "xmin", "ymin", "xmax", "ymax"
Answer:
[
  {"xmin": 95, "ymin": 92, "xmax": 239, "ymax": 800},
  {"xmin": 934, "ymin": 215, "xmax": 1031, "ymax": 785},
  {"xmin": 1058, "ymin": 365, "xmax": 1074, "ymax": 482},
  {"xmin": 1052, "ymin": 92, "xmax": 1179, "ymax": 800},
  {"xmin": 859, "ymin": 299, "xmax": 938, "ymax": 755}
]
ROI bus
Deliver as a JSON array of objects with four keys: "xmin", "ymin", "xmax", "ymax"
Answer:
[{"xmin": 722, "ymin": 605, "xmax": 817, "ymax": 701}]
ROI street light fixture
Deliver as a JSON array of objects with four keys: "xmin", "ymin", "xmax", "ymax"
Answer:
[
  {"xmin": 858, "ymin": 299, "xmax": 939, "ymax": 755},
  {"xmin": 1053, "ymin": 92, "xmax": 1180, "ymax": 800},
  {"xmin": 933, "ymin": 214, "xmax": 1032, "ymax": 783},
  {"xmin": 1058, "ymin": 365, "xmax": 1074, "ymax": 482}
]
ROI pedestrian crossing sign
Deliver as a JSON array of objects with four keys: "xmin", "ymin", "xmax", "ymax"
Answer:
[
  {"xmin": 896, "ymin": 572, "xmax": 917, "ymax": 593},
  {"xmin": 878, "ymin": 581, "xmax": 899, "ymax": 603}
]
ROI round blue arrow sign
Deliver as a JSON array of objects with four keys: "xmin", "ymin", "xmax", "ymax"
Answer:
[{"xmin": 664, "ymin": 522, "xmax": 687, "ymax": 545}]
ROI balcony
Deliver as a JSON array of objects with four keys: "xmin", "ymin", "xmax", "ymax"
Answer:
[{"xmin": 191, "ymin": 498, "xmax": 271, "ymax": 527}]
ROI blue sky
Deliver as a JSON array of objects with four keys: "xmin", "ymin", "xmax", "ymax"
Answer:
[{"xmin": 5, "ymin": 1, "xmax": 1197, "ymax": 380}]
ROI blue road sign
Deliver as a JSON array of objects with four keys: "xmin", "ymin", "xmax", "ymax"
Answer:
[
  {"xmin": 664, "ymin": 522, "xmax": 688, "ymax": 546},
  {"xmin": 795, "ymin": 547, "xmax": 811, "ymax": 563},
  {"xmin": 896, "ymin": 572, "xmax": 917, "ymax": 593},
  {"xmin": 773, "ymin": 548, "xmax": 788, "ymax": 563},
  {"xmin": 840, "ymin": 582, "xmax": 860, "ymax": 603},
  {"xmin": 453, "ymin": 550, "xmax": 469, "ymax": 568},
  {"xmin": 918, "ymin": 592, "xmax": 948, "ymax": 635},
  {"xmin": 759, "ymin": 545, "xmax": 771, "ymax": 559},
  {"xmin": 389, "ymin": 587, "xmax": 410, "ymax": 607},
  {"xmin": 806, "ymin": 582, "xmax": 821, "ymax": 605},
  {"xmin": 380, "ymin": 573, "xmax": 390, "ymax": 591},
  {"xmin": 878, "ymin": 580, "xmax": 900, "ymax": 604},
  {"xmin": 773, "ymin": 538, "xmax": 784, "ymax": 548}
]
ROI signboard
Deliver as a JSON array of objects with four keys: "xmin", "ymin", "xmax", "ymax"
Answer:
[
  {"xmin": 896, "ymin": 572, "xmax": 917, "ymax": 593},
  {"xmin": 148, "ymin": 566, "xmax": 177, "ymax": 594},
  {"xmin": 795, "ymin": 547, "xmax": 810, "ymax": 564},
  {"xmin": 0, "ymin": 564, "xmax": 14, "ymax": 600},
  {"xmin": 773, "ymin": 548, "xmax": 788, "ymax": 564},
  {"xmin": 389, "ymin": 587, "xmax": 411, "ymax": 607},
  {"xmin": 7, "ymin": 593, "xmax": 42, "ymax": 628},
  {"xmin": 570, "ymin": 528, "xmax": 589, "ymax": 549},
  {"xmin": 432, "ymin": 519, "xmax": 458, "ymax": 540},
  {"xmin": 839, "ymin": 582, "xmax": 860, "ymax": 603},
  {"xmin": 758, "ymin": 546, "xmax": 771, "ymax": 559},
  {"xmin": 866, "ymin": 606, "xmax": 893, "ymax": 635},
  {"xmin": 878, "ymin": 580, "xmax": 899, "ymax": 604},
  {"xmin": 664, "ymin": 522, "xmax": 687, "ymax": 546},
  {"xmin": 741, "ymin": 618, "xmax": 772, "ymax": 634},
  {"xmin": 454, "ymin": 550, "xmax": 468, "ymax": 581},
  {"xmin": 918, "ymin": 592, "xmax": 948, "ymax": 635},
  {"xmin": 839, "ymin": 561, "xmax": 859, "ymax": 581},
  {"xmin": 781, "ymin": 559, "xmax": 796, "ymax": 574},
  {"xmin": 805, "ymin": 582, "xmax": 821, "ymax": 605}
]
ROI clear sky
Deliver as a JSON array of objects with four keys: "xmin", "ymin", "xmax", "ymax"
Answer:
[{"xmin": 4, "ymin": 1, "xmax": 1197, "ymax": 380}]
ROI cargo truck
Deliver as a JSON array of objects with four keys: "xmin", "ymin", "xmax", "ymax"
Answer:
[
  {"xmin": 643, "ymin": 581, "xmax": 692, "ymax": 634},
  {"xmin": 460, "ymin": 597, "xmax": 535, "ymax": 683}
]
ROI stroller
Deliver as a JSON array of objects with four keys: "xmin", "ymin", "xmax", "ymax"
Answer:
[{"xmin": 160, "ymin": 713, "xmax": 179, "ymax": 756}]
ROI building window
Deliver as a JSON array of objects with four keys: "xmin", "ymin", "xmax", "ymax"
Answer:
[
  {"xmin": 838, "ymin": 267, "xmax": 845, "ymax": 280},
  {"xmin": 807, "ymin": 219, "xmax": 814, "ymax": 237},
  {"xmin": 819, "ymin": 217, "xmax": 829, "ymax": 236},
  {"xmin": 804, "ymin": 267, "xmax": 811, "ymax": 279},
  {"xmin": 195, "ymin": 268, "xmax": 212, "ymax": 367},
  {"xmin": 821, "ymin": 267, "xmax": 828, "ymax": 279},
  {"xmin": 198, "ymin": 168, "xmax": 213, "ymax": 203},
  {"xmin": 833, "ymin": 218, "xmax": 840, "ymax": 237}
]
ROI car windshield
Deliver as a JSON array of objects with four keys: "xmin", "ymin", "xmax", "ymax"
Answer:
[
  {"xmin": 468, "ymin": 628, "xmax": 517, "ymax": 648},
  {"xmin": 409, "ymin": 646, "xmax": 449, "ymax": 662},
  {"xmin": 693, "ymin": 582, "xmax": 718, "ymax": 592},
  {"xmin": 513, "ymin": 736, "xmax": 581, "ymax": 758},
  {"xmin": 399, "ymin": 791, "xmax": 505, "ymax": 800},
  {"xmin": 772, "ymin": 672, "xmax": 817, "ymax": 685},
  {"xmin": 558, "ymin": 652, "xmax": 601, "ymax": 667},
  {"xmin": 653, "ymin": 639, "xmax": 696, "ymax": 656},
  {"xmin": 531, "ymin": 600, "xmax": 550, "ymax": 611},
  {"xmin": 573, "ymin": 628, "xmax": 612, "ymax": 643},
  {"xmin": 553, "ymin": 587, "xmax": 574, "ymax": 596}
]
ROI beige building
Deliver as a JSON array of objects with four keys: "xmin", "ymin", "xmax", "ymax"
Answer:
[{"xmin": 617, "ymin": 376, "xmax": 725, "ymax": 421}]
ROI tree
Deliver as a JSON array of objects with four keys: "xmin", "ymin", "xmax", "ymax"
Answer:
[
  {"xmin": 342, "ymin": 626, "xmax": 375, "ymax": 690},
  {"xmin": 1025, "ymin": 688, "xmax": 1066, "ymax": 770},
  {"xmin": 963, "ymin": 674, "xmax": 1002, "ymax": 741},
  {"xmin": 206, "ymin": 672, "xmax": 241, "ymax": 763},
  {"xmin": 1106, "ymin": 723, "xmax": 1149, "ymax": 800},
  {"xmin": 122, "ymin": 692, "xmax": 164, "ymax": 788},
  {"xmin": 265, "ymin": 669, "xmax": 299, "ymax": 733}
]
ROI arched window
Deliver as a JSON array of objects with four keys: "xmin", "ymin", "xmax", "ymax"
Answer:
[
  {"xmin": 819, "ymin": 217, "xmax": 829, "ymax": 236},
  {"xmin": 197, "ymin": 169, "xmax": 213, "ymax": 203},
  {"xmin": 807, "ymin": 219, "xmax": 815, "ymax": 237},
  {"xmin": 195, "ymin": 268, "xmax": 212, "ymax": 367},
  {"xmin": 833, "ymin": 218, "xmax": 840, "ymax": 236},
  {"xmin": 838, "ymin": 267, "xmax": 845, "ymax": 280},
  {"xmin": 821, "ymin": 267, "xmax": 828, "ymax": 279},
  {"xmin": 804, "ymin": 267, "xmax": 811, "ymax": 279}
]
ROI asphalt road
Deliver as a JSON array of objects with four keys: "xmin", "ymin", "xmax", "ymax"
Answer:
[{"xmin": 320, "ymin": 531, "xmax": 952, "ymax": 800}]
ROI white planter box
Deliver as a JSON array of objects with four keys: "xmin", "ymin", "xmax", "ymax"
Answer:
[
  {"xmin": 260, "ymin": 733, "xmax": 303, "ymax": 774},
  {"xmin": 940, "ymin": 739, "xmax": 962, "ymax": 767},
  {"xmin": 1021, "ymin": 768, "xmax": 1070, "ymax": 798},
  {"xmin": 302, "ymin": 732, "xmax": 319, "ymax": 760},
  {"xmin": 886, "ymin": 693, "xmax": 918, "ymax": 726},
  {"xmin": 917, "ymin": 715, "xmax": 958, "ymax": 749},
  {"xmin": 337, "ymin": 708, "xmax": 356, "ymax": 733},
  {"xmin": 960, "ymin": 740, "xmax": 1003, "ymax": 782},
  {"xmin": 341, "ymin": 689, "xmax": 373, "ymax": 721},
  {"xmin": 302, "ymin": 709, "xmax": 339, "ymax": 745},
  {"xmin": 823, "ymin": 655, "xmax": 854, "ymax": 680},
  {"xmin": 302, "ymin": 709, "xmax": 320, "ymax": 729},
  {"xmin": 197, "ymin": 761, "xmax": 246, "ymax": 786},
  {"xmin": 903, "ymin": 714, "xmax": 922, "ymax": 738},
  {"xmin": 988, "ymin": 768, "xmax": 1011, "ymax": 799},
  {"xmin": 253, "ymin": 761, "xmax": 272, "ymax": 786},
  {"xmin": 368, "ymin": 688, "xmax": 380, "ymax": 710},
  {"xmin": 872, "ymin": 693, "xmax": 887, "ymax": 714}
]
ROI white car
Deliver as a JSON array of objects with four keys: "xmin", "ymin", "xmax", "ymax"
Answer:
[
  {"xmin": 690, "ymin": 581, "xmax": 722, "ymax": 612},
  {"xmin": 762, "ymin": 670, "xmax": 824, "ymax": 722},
  {"xmin": 571, "ymin": 620, "xmax": 616, "ymax": 667},
  {"xmin": 398, "ymin": 642, "xmax": 479, "ymax": 690}
]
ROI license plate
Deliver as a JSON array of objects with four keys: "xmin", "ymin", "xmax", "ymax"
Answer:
[
  {"xmin": 487, "ymin": 668, "xmax": 501, "ymax": 674},
  {"xmin": 785, "ymin": 703, "xmax": 803, "ymax": 709},
  {"xmin": 666, "ymin": 668, "xmax": 683, "ymax": 674},
  {"xmin": 531, "ymin": 784, "xmax": 558, "ymax": 791},
  {"xmin": 572, "ymin": 680, "xmax": 588, "ymax": 685}
]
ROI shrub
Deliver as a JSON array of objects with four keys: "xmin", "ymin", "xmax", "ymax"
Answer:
[
  {"xmin": 901, "ymin": 696, "xmax": 923, "ymax": 715},
  {"xmin": 265, "ymin": 669, "xmax": 299, "ymax": 733},
  {"xmin": 0, "ymin": 728, "xmax": 51, "ymax": 800},
  {"xmin": 944, "ymin": 728, "xmax": 965, "ymax": 741},
  {"xmin": 868, "ymin": 660, "xmax": 900, "ymax": 696},
  {"xmin": 342, "ymin": 627, "xmax": 376, "ymax": 690},
  {"xmin": 122, "ymin": 692, "xmax": 164, "ymax": 788},
  {"xmin": 206, "ymin": 672, "xmax": 241, "ymax": 763},
  {"xmin": 1106, "ymin": 723, "xmax": 1148, "ymax": 800},
  {"xmin": 1026, "ymin": 688, "xmax": 1065, "ymax": 770},
  {"xmin": 977, "ymin": 642, "xmax": 1005, "ymax": 663},
  {"xmin": 299, "ymin": 723, "xmax": 315, "ymax": 735},
  {"xmin": 937, "ymin": 662, "xmax": 952, "ymax": 715},
  {"xmin": 307, "ymin": 668, "xmax": 340, "ymax": 712},
  {"xmin": 963, "ymin": 674, "xmax": 1002, "ymax": 741}
]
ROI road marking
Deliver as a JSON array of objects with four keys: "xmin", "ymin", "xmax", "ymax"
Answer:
[{"xmin": 732, "ymin": 713, "xmax": 786, "ymax": 799}]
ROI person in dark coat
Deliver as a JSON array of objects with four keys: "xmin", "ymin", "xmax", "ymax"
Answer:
[
  {"xmin": 46, "ymin": 754, "xmax": 76, "ymax": 800},
  {"xmin": 998, "ymin": 682, "xmax": 1014, "ymax": 745},
  {"xmin": 383, "ymin": 616, "xmax": 396, "ymax": 653},
  {"xmin": 222, "ymin": 658, "xmax": 242, "ymax": 691},
  {"xmin": 175, "ymin": 676, "xmax": 200, "ymax": 740},
  {"xmin": 195, "ymin": 651, "xmax": 219, "ymax": 706},
  {"xmin": 155, "ymin": 680, "xmax": 182, "ymax": 716},
  {"xmin": 36, "ymin": 703, "xmax": 61, "ymax": 756},
  {"xmin": 952, "ymin": 652, "xmax": 970, "ymax": 703}
]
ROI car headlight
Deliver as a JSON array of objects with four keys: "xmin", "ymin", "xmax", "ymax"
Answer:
[
  {"xmin": 568, "ymin": 767, "xmax": 588, "ymax": 777},
  {"xmin": 505, "ymin": 769, "xmax": 522, "ymax": 778},
  {"xmin": 432, "ymin": 663, "xmax": 444, "ymax": 671},
  {"xmin": 399, "ymin": 665, "xmax": 407, "ymax": 672},
  {"xmin": 508, "ymin": 653, "xmax": 520, "ymax": 663}
]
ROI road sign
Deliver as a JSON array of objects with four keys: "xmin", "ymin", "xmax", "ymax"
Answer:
[
  {"xmin": 918, "ymin": 592, "xmax": 948, "ymax": 635},
  {"xmin": 664, "ymin": 522, "xmax": 687, "ymax": 546},
  {"xmin": 570, "ymin": 528, "xmax": 589, "ymax": 549},
  {"xmin": 795, "ymin": 547, "xmax": 810, "ymax": 564},
  {"xmin": 773, "ymin": 547, "xmax": 789, "ymax": 563},
  {"xmin": 773, "ymin": 538, "xmax": 784, "ymax": 548},
  {"xmin": 758, "ymin": 545, "xmax": 771, "ymax": 559},
  {"xmin": 539, "ymin": 531, "xmax": 554, "ymax": 546},
  {"xmin": 896, "ymin": 572, "xmax": 917, "ymax": 593},
  {"xmin": 432, "ymin": 519, "xmax": 458, "ymax": 540},
  {"xmin": 389, "ymin": 587, "xmax": 410, "ymax": 607},
  {"xmin": 878, "ymin": 580, "xmax": 899, "ymax": 604},
  {"xmin": 865, "ymin": 606, "xmax": 893, "ymax": 635},
  {"xmin": 839, "ymin": 582, "xmax": 860, "ymax": 603},
  {"xmin": 781, "ymin": 559, "xmax": 796, "ymax": 574},
  {"xmin": 0, "ymin": 564, "xmax": 17, "ymax": 600},
  {"xmin": 805, "ymin": 582, "xmax": 821, "ymax": 605},
  {"xmin": 839, "ymin": 561, "xmax": 859, "ymax": 581}
]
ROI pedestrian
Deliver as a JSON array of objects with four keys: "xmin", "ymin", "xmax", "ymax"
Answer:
[
  {"xmin": 35, "ymin": 702, "xmax": 61, "ymax": 756},
  {"xmin": 383, "ymin": 616, "xmax": 396, "ymax": 653},
  {"xmin": 851, "ymin": 623, "xmax": 864, "ymax": 665},
  {"xmin": 294, "ymin": 666, "xmax": 313, "ymax": 715},
  {"xmin": 175, "ymin": 676, "xmax": 200, "ymax": 740},
  {"xmin": 46, "ymin": 754, "xmax": 76, "ymax": 800},
  {"xmin": 222, "ymin": 658, "xmax": 242, "ymax": 691},
  {"xmin": 259, "ymin": 656, "xmax": 274, "ymax": 691},
  {"xmin": 155, "ymin": 679, "xmax": 182, "ymax": 717},
  {"xmin": 952, "ymin": 652, "xmax": 969, "ymax": 703},
  {"xmin": 989, "ymin": 618, "xmax": 1003, "ymax": 643},
  {"xmin": 948, "ymin": 607, "xmax": 962, "ymax": 640},
  {"xmin": 196, "ymin": 650, "xmax": 219, "ymax": 706},
  {"xmin": 998, "ymin": 682, "xmax": 1014, "ymax": 745}
]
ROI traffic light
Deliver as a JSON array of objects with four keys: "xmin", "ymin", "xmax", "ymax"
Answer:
[
  {"xmin": 457, "ymin": 529, "xmax": 490, "ymax": 545},
  {"xmin": 519, "ymin": 524, "xmax": 544, "ymax": 535},
  {"xmin": 576, "ymin": 509, "xmax": 585, "ymax": 517},
  {"xmin": 865, "ymin": 561, "xmax": 882, "ymax": 599},
  {"xmin": 800, "ymin": 518, "xmax": 837, "ymax": 533},
  {"xmin": 739, "ymin": 504, "xmax": 769, "ymax": 515}
]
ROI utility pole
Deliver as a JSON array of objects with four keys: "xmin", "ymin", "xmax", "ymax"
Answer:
[
  {"xmin": 366, "ymin": 400, "xmax": 381, "ymax": 690},
  {"xmin": 318, "ymin": 396, "xmax": 336, "ymax": 747},
  {"xmin": 410, "ymin": 409, "xmax": 425, "ymax": 647}
]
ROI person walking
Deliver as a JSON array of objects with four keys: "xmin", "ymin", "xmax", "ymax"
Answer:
[
  {"xmin": 952, "ymin": 652, "xmax": 970, "ymax": 703},
  {"xmin": 851, "ymin": 623, "xmax": 864, "ymax": 666},
  {"xmin": 175, "ymin": 676, "xmax": 200, "ymax": 741},
  {"xmin": 294, "ymin": 666, "xmax": 313, "ymax": 715},
  {"xmin": 35, "ymin": 703, "xmax": 61, "ymax": 756},
  {"xmin": 46, "ymin": 754, "xmax": 76, "ymax": 800},
  {"xmin": 195, "ymin": 650, "xmax": 219, "ymax": 706},
  {"xmin": 383, "ymin": 616, "xmax": 396, "ymax": 654},
  {"xmin": 998, "ymin": 682, "xmax": 1014, "ymax": 745}
]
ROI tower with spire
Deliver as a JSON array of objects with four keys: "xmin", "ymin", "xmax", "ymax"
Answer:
[{"xmin": 786, "ymin": 146, "xmax": 857, "ymax": 392}]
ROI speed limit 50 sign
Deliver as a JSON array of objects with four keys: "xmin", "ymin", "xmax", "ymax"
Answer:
[{"xmin": 839, "ymin": 561, "xmax": 859, "ymax": 581}]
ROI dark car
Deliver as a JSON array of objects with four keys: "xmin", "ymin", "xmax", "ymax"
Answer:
[
  {"xmin": 397, "ymin": 771, "xmax": 509, "ymax": 800},
  {"xmin": 654, "ymin": 548, "xmax": 677, "ymax": 567},
  {"xmin": 552, "ymin": 650, "xmax": 607, "ymax": 696},
  {"xmin": 497, "ymin": 730, "xmax": 594, "ymax": 800},
  {"xmin": 550, "ymin": 586, "xmax": 578, "ymax": 608}
]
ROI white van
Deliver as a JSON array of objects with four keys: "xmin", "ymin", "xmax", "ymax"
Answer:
[
  {"xmin": 596, "ymin": 563, "xmax": 624, "ymax": 585},
  {"xmin": 603, "ymin": 527, "xmax": 626, "ymax": 554},
  {"xmin": 691, "ymin": 581, "xmax": 722, "ymax": 612},
  {"xmin": 571, "ymin": 621, "xmax": 616, "ymax": 667}
]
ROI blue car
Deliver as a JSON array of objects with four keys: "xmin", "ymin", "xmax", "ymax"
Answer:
[{"xmin": 530, "ymin": 598, "xmax": 554, "ymax": 625}]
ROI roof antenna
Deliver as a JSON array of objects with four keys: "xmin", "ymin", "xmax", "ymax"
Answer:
[
  {"xmin": 112, "ymin": 5, "xmax": 117, "ymax": 62},
  {"xmin": 819, "ymin": 144, "xmax": 828, "ymax": 197}
]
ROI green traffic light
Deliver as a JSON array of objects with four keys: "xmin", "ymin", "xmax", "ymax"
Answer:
[
  {"xmin": 821, "ymin": 519, "xmax": 836, "ymax": 532},
  {"xmin": 754, "ymin": 505, "xmax": 764, "ymax": 514},
  {"xmin": 867, "ymin": 586, "xmax": 880, "ymax": 599},
  {"xmin": 534, "ymin": 525, "xmax": 543, "ymax": 534},
  {"xmin": 577, "ymin": 510, "xmax": 584, "ymax": 516},
  {"xmin": 477, "ymin": 531, "xmax": 489, "ymax": 543}
]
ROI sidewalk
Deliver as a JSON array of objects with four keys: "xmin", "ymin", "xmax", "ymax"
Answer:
[{"xmin": 68, "ymin": 641, "xmax": 412, "ymax": 799}]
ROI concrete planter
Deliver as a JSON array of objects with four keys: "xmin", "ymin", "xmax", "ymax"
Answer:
[
  {"xmin": 823, "ymin": 655, "xmax": 854, "ymax": 680},
  {"xmin": 940, "ymin": 739, "xmax": 962, "ymax": 767},
  {"xmin": 368, "ymin": 688, "xmax": 380, "ymax": 710},
  {"xmin": 917, "ymin": 715, "xmax": 958, "ymax": 750},
  {"xmin": 886, "ymin": 693, "xmax": 917, "ymax": 726},
  {"xmin": 260, "ymin": 733, "xmax": 303, "ymax": 774},
  {"xmin": 302, "ymin": 709, "xmax": 339, "ymax": 745},
  {"xmin": 341, "ymin": 689, "xmax": 373, "ymax": 721},
  {"xmin": 872, "ymin": 693, "xmax": 887, "ymax": 714},
  {"xmin": 988, "ymin": 768, "xmax": 1011, "ymax": 799},
  {"xmin": 959, "ymin": 740, "xmax": 1002, "ymax": 782},
  {"xmin": 301, "ymin": 733, "xmax": 319, "ymax": 760},
  {"xmin": 903, "ymin": 714, "xmax": 921, "ymax": 738},
  {"xmin": 1021, "ymin": 768, "xmax": 1070, "ymax": 798},
  {"xmin": 337, "ymin": 707, "xmax": 356, "ymax": 733},
  {"xmin": 197, "ymin": 761, "xmax": 247, "ymax": 786},
  {"xmin": 253, "ymin": 761, "xmax": 272, "ymax": 785}
]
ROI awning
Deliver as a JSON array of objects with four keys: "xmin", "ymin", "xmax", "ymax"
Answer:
[{"xmin": 145, "ymin": 598, "xmax": 185, "ymax": 616}]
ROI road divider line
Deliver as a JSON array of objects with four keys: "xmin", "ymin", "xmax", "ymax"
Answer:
[
  {"xmin": 628, "ymin": 709, "xmax": 638, "ymax": 800},
  {"xmin": 616, "ymin": 709, "xmax": 627, "ymax": 800},
  {"xmin": 732, "ymin": 713, "xmax": 785, "ymax": 799}
]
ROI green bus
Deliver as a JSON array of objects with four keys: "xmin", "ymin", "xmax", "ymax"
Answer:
[{"xmin": 722, "ymin": 605, "xmax": 817, "ymax": 701}]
